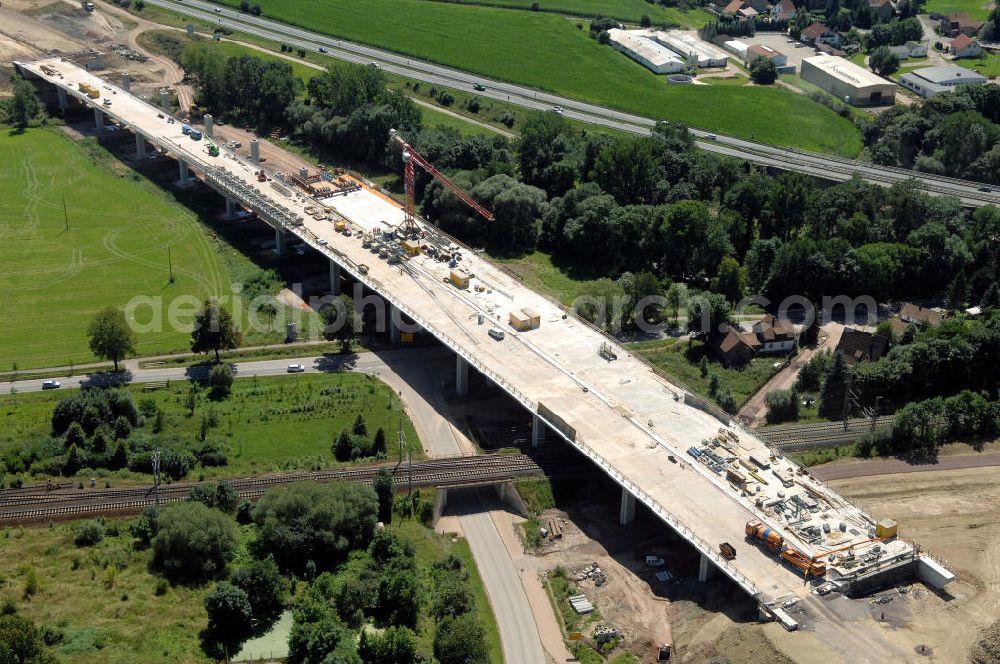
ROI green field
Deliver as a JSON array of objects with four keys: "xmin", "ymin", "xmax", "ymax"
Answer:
[
  {"xmin": 219, "ymin": 0, "xmax": 861, "ymax": 154},
  {"xmin": 0, "ymin": 372, "xmax": 420, "ymax": 479},
  {"xmin": 628, "ymin": 337, "xmax": 780, "ymax": 410},
  {"xmin": 416, "ymin": 0, "xmax": 713, "ymax": 25},
  {"xmin": 495, "ymin": 251, "xmax": 605, "ymax": 305},
  {"xmin": 924, "ymin": 0, "xmax": 994, "ymax": 19},
  {"xmin": 0, "ymin": 130, "xmax": 241, "ymax": 370}
]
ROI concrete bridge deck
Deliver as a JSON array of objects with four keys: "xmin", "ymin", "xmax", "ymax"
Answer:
[{"xmin": 16, "ymin": 58, "xmax": 939, "ymax": 649}]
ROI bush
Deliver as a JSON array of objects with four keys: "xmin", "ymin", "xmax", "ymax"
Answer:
[
  {"xmin": 252, "ymin": 481, "xmax": 378, "ymax": 574},
  {"xmin": 74, "ymin": 520, "xmax": 105, "ymax": 547},
  {"xmin": 434, "ymin": 613, "xmax": 489, "ymax": 664},
  {"xmin": 231, "ymin": 556, "xmax": 285, "ymax": 627},
  {"xmin": 203, "ymin": 582, "xmax": 252, "ymax": 658},
  {"xmin": 765, "ymin": 389, "xmax": 799, "ymax": 424},
  {"xmin": 749, "ymin": 56, "xmax": 778, "ymax": 84},
  {"xmin": 151, "ymin": 502, "xmax": 237, "ymax": 583},
  {"xmin": 437, "ymin": 91, "xmax": 455, "ymax": 107},
  {"xmin": 208, "ymin": 364, "xmax": 234, "ymax": 398}
]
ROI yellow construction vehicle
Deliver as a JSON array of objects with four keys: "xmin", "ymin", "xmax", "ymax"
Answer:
[
  {"xmin": 780, "ymin": 548, "xmax": 827, "ymax": 577},
  {"xmin": 745, "ymin": 520, "xmax": 784, "ymax": 552}
]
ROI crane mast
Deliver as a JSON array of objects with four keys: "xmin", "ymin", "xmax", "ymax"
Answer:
[{"xmin": 390, "ymin": 129, "xmax": 495, "ymax": 237}]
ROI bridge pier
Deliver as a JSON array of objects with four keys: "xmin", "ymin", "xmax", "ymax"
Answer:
[
  {"xmin": 224, "ymin": 197, "xmax": 236, "ymax": 221},
  {"xmin": 531, "ymin": 413, "xmax": 546, "ymax": 447},
  {"xmin": 56, "ymin": 87, "xmax": 67, "ymax": 111},
  {"xmin": 330, "ymin": 259, "xmax": 342, "ymax": 296},
  {"xmin": 388, "ymin": 304, "xmax": 402, "ymax": 344},
  {"xmin": 698, "ymin": 553, "xmax": 716, "ymax": 582},
  {"xmin": 93, "ymin": 107, "xmax": 104, "ymax": 134},
  {"xmin": 619, "ymin": 487, "xmax": 636, "ymax": 526},
  {"xmin": 455, "ymin": 355, "xmax": 469, "ymax": 397},
  {"xmin": 274, "ymin": 228, "xmax": 286, "ymax": 256},
  {"xmin": 134, "ymin": 133, "xmax": 145, "ymax": 160},
  {"xmin": 177, "ymin": 158, "xmax": 191, "ymax": 187},
  {"xmin": 122, "ymin": 72, "xmax": 130, "ymax": 93}
]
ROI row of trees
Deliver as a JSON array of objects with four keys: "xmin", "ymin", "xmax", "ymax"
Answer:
[{"xmin": 333, "ymin": 414, "xmax": 389, "ymax": 461}]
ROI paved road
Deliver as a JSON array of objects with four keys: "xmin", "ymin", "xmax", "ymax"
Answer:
[
  {"xmin": 10, "ymin": 347, "xmax": 546, "ymax": 664},
  {"xmin": 812, "ymin": 451, "xmax": 1000, "ymax": 481},
  {"xmin": 140, "ymin": 0, "xmax": 1000, "ymax": 206}
]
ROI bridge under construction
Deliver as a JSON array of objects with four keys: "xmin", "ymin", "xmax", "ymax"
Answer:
[{"xmin": 16, "ymin": 56, "xmax": 954, "ymax": 653}]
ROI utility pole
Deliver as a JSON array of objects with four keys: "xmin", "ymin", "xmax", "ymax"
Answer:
[
  {"xmin": 62, "ymin": 196, "xmax": 69, "ymax": 231},
  {"xmin": 167, "ymin": 247, "xmax": 174, "ymax": 283},
  {"xmin": 842, "ymin": 371, "xmax": 853, "ymax": 430},
  {"xmin": 151, "ymin": 450, "xmax": 161, "ymax": 506},
  {"xmin": 871, "ymin": 395, "xmax": 881, "ymax": 436}
]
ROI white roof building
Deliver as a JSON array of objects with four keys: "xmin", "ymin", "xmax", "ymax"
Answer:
[
  {"xmin": 607, "ymin": 29, "xmax": 687, "ymax": 74},
  {"xmin": 724, "ymin": 39, "xmax": 750, "ymax": 58},
  {"xmin": 899, "ymin": 65, "xmax": 988, "ymax": 97},
  {"xmin": 800, "ymin": 55, "xmax": 896, "ymax": 106},
  {"xmin": 654, "ymin": 31, "xmax": 730, "ymax": 68}
]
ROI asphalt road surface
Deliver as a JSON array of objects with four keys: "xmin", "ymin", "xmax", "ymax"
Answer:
[
  {"xmin": 138, "ymin": 0, "xmax": 1000, "ymax": 206},
  {"xmin": 10, "ymin": 347, "xmax": 546, "ymax": 664},
  {"xmin": 811, "ymin": 451, "xmax": 1000, "ymax": 481}
]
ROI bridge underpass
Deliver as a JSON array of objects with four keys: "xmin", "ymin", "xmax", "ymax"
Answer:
[{"xmin": 16, "ymin": 56, "xmax": 954, "ymax": 658}]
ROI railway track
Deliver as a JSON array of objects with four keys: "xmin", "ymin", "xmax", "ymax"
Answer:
[
  {"xmin": 0, "ymin": 452, "xmax": 591, "ymax": 523},
  {"xmin": 757, "ymin": 416, "xmax": 895, "ymax": 451}
]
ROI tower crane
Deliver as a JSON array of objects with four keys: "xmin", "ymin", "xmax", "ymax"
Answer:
[{"xmin": 389, "ymin": 129, "xmax": 495, "ymax": 237}]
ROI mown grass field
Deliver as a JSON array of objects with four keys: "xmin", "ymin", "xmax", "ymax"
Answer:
[
  {"xmin": 495, "ymin": 251, "xmax": 604, "ymax": 305},
  {"xmin": 218, "ymin": 0, "xmax": 861, "ymax": 155},
  {"xmin": 415, "ymin": 0, "xmax": 714, "ymax": 25},
  {"xmin": 0, "ymin": 372, "xmax": 421, "ymax": 478},
  {"xmin": 924, "ymin": 0, "xmax": 994, "ymax": 19},
  {"xmin": 0, "ymin": 130, "xmax": 236, "ymax": 370}
]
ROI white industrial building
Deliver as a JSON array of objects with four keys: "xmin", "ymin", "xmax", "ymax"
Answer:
[
  {"xmin": 899, "ymin": 65, "xmax": 988, "ymax": 97},
  {"xmin": 654, "ymin": 31, "xmax": 730, "ymax": 67},
  {"xmin": 607, "ymin": 29, "xmax": 686, "ymax": 74},
  {"xmin": 800, "ymin": 55, "xmax": 896, "ymax": 106},
  {"xmin": 724, "ymin": 39, "xmax": 750, "ymax": 59}
]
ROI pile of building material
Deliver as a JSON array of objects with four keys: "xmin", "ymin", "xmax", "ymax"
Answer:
[
  {"xmin": 574, "ymin": 562, "xmax": 606, "ymax": 586},
  {"xmin": 109, "ymin": 43, "xmax": 148, "ymax": 62},
  {"xmin": 569, "ymin": 594, "xmax": 594, "ymax": 614},
  {"xmin": 593, "ymin": 625, "xmax": 620, "ymax": 644}
]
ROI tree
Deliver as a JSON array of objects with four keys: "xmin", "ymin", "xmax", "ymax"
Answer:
[
  {"xmin": 665, "ymin": 282, "xmax": 687, "ymax": 328},
  {"xmin": 231, "ymin": 556, "xmax": 285, "ymax": 627},
  {"xmin": 711, "ymin": 256, "xmax": 745, "ymax": 303},
  {"xmin": 189, "ymin": 481, "xmax": 238, "ymax": 513},
  {"xmin": 373, "ymin": 468, "xmax": 393, "ymax": 524},
  {"xmin": 371, "ymin": 428, "xmax": 387, "ymax": 456},
  {"xmin": 765, "ymin": 389, "xmax": 800, "ymax": 424},
  {"xmin": 74, "ymin": 520, "xmax": 105, "ymax": 547},
  {"xmin": 358, "ymin": 625, "xmax": 417, "ymax": 664},
  {"xmin": 640, "ymin": 14, "xmax": 652, "ymax": 27},
  {"xmin": 208, "ymin": 364, "xmax": 234, "ymax": 398},
  {"xmin": 333, "ymin": 429, "xmax": 353, "ymax": 462},
  {"xmin": 319, "ymin": 294, "xmax": 359, "ymax": 352},
  {"xmin": 819, "ymin": 351, "xmax": 851, "ymax": 418},
  {"xmin": 64, "ymin": 444, "xmax": 82, "ymax": 476},
  {"xmin": 191, "ymin": 300, "xmax": 241, "ymax": 362},
  {"xmin": 685, "ymin": 292, "xmax": 734, "ymax": 338},
  {"xmin": 869, "ymin": 46, "xmax": 900, "ymax": 76},
  {"xmin": 203, "ymin": 582, "xmax": 252, "ymax": 657},
  {"xmin": 8, "ymin": 78, "xmax": 42, "ymax": 130},
  {"xmin": 0, "ymin": 614, "xmax": 56, "ymax": 664},
  {"xmin": 151, "ymin": 501, "xmax": 238, "ymax": 583},
  {"xmin": 434, "ymin": 613, "xmax": 490, "ymax": 664},
  {"xmin": 749, "ymin": 57, "xmax": 778, "ymax": 84},
  {"xmin": 352, "ymin": 414, "xmax": 369, "ymax": 438},
  {"xmin": 87, "ymin": 307, "xmax": 136, "ymax": 372},
  {"xmin": 252, "ymin": 481, "xmax": 378, "ymax": 573}
]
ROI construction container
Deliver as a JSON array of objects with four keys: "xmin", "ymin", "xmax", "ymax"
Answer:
[
  {"xmin": 334, "ymin": 220, "xmax": 347, "ymax": 232},
  {"xmin": 87, "ymin": 89, "xmax": 100, "ymax": 99},
  {"xmin": 875, "ymin": 519, "xmax": 897, "ymax": 539},
  {"xmin": 181, "ymin": 124, "xmax": 191, "ymax": 135},
  {"xmin": 521, "ymin": 307, "xmax": 540, "ymax": 329},
  {"xmin": 400, "ymin": 332, "xmax": 415, "ymax": 343},
  {"xmin": 449, "ymin": 268, "xmax": 471, "ymax": 289},
  {"xmin": 509, "ymin": 308, "xmax": 540, "ymax": 331},
  {"xmin": 189, "ymin": 130, "xmax": 202, "ymax": 140},
  {"xmin": 725, "ymin": 468, "xmax": 746, "ymax": 488},
  {"xmin": 402, "ymin": 240, "xmax": 421, "ymax": 255}
]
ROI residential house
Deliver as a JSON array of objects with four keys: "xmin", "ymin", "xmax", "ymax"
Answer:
[
  {"xmin": 770, "ymin": 0, "xmax": 796, "ymax": 20},
  {"xmin": 950, "ymin": 34, "xmax": 982, "ymax": 59},
  {"xmin": 835, "ymin": 327, "xmax": 889, "ymax": 365},
  {"xmin": 889, "ymin": 40, "xmax": 929, "ymax": 59},
  {"xmin": 816, "ymin": 42, "xmax": 847, "ymax": 56},
  {"xmin": 722, "ymin": 0, "xmax": 747, "ymax": 13},
  {"xmin": 888, "ymin": 317, "xmax": 909, "ymax": 338},
  {"xmin": 739, "ymin": 5, "xmax": 760, "ymax": 18},
  {"xmin": 712, "ymin": 327, "xmax": 760, "ymax": 367},
  {"xmin": 745, "ymin": 0, "xmax": 770, "ymax": 12},
  {"xmin": 899, "ymin": 302, "xmax": 944, "ymax": 327},
  {"xmin": 868, "ymin": 0, "xmax": 894, "ymax": 22},
  {"xmin": 940, "ymin": 12, "xmax": 984, "ymax": 37},
  {"xmin": 801, "ymin": 22, "xmax": 842, "ymax": 47},
  {"xmin": 752, "ymin": 314, "xmax": 799, "ymax": 354}
]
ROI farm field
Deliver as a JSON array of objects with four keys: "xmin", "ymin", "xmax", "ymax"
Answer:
[
  {"xmin": 219, "ymin": 0, "xmax": 861, "ymax": 155},
  {"xmin": 924, "ymin": 0, "xmax": 995, "ymax": 19},
  {"xmin": 0, "ymin": 372, "xmax": 420, "ymax": 479},
  {"xmin": 415, "ymin": 0, "xmax": 714, "ymax": 25},
  {"xmin": 0, "ymin": 129, "xmax": 237, "ymax": 370}
]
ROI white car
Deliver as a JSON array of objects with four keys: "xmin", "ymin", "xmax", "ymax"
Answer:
[
  {"xmin": 287, "ymin": 363, "xmax": 305, "ymax": 373},
  {"xmin": 41, "ymin": 379, "xmax": 61, "ymax": 389}
]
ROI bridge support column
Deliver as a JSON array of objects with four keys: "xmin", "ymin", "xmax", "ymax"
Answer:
[
  {"xmin": 619, "ymin": 487, "xmax": 636, "ymax": 526},
  {"xmin": 134, "ymin": 133, "xmax": 145, "ymax": 160},
  {"xmin": 698, "ymin": 553, "xmax": 716, "ymax": 582},
  {"xmin": 224, "ymin": 197, "xmax": 236, "ymax": 221},
  {"xmin": 177, "ymin": 158, "xmax": 190, "ymax": 187},
  {"xmin": 57, "ymin": 87, "xmax": 67, "ymax": 111},
  {"xmin": 455, "ymin": 355, "xmax": 469, "ymax": 397},
  {"xmin": 93, "ymin": 107, "xmax": 104, "ymax": 134},
  {"xmin": 388, "ymin": 304, "xmax": 401, "ymax": 344},
  {"xmin": 274, "ymin": 228, "xmax": 286, "ymax": 256},
  {"xmin": 531, "ymin": 413, "xmax": 546, "ymax": 448},
  {"xmin": 329, "ymin": 260, "xmax": 342, "ymax": 296}
]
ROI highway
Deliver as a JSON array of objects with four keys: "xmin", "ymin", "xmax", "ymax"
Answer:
[{"xmin": 140, "ymin": 0, "xmax": 1000, "ymax": 207}]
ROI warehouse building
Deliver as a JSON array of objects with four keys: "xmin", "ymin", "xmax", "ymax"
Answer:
[
  {"xmin": 899, "ymin": 65, "xmax": 988, "ymax": 97},
  {"xmin": 607, "ymin": 29, "xmax": 686, "ymax": 73},
  {"xmin": 654, "ymin": 31, "xmax": 729, "ymax": 67},
  {"xmin": 800, "ymin": 55, "xmax": 896, "ymax": 106}
]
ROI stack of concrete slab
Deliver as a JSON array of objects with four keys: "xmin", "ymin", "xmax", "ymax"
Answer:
[{"xmin": 568, "ymin": 594, "xmax": 595, "ymax": 614}]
